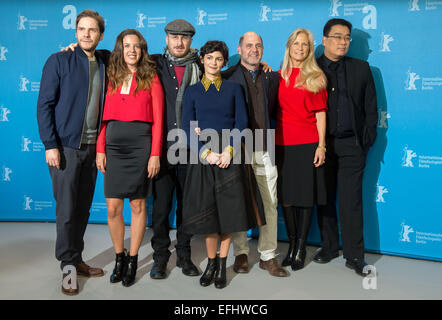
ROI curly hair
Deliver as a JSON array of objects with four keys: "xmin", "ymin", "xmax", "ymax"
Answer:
[
  {"xmin": 280, "ymin": 28, "xmax": 326, "ymax": 93},
  {"xmin": 107, "ymin": 29, "xmax": 156, "ymax": 95},
  {"xmin": 199, "ymin": 40, "xmax": 229, "ymax": 67}
]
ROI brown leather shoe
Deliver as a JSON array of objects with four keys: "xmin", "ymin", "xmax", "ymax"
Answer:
[
  {"xmin": 76, "ymin": 261, "xmax": 104, "ymax": 277},
  {"xmin": 259, "ymin": 258, "xmax": 288, "ymax": 277},
  {"xmin": 233, "ymin": 254, "xmax": 249, "ymax": 273},
  {"xmin": 61, "ymin": 273, "xmax": 79, "ymax": 296}
]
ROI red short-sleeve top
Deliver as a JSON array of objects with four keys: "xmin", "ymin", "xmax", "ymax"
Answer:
[{"xmin": 276, "ymin": 68, "xmax": 328, "ymax": 146}]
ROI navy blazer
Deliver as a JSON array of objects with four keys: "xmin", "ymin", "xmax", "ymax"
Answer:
[
  {"xmin": 222, "ymin": 62, "xmax": 279, "ymax": 130},
  {"xmin": 37, "ymin": 46, "xmax": 109, "ymax": 150},
  {"xmin": 317, "ymin": 55, "xmax": 378, "ymax": 151}
]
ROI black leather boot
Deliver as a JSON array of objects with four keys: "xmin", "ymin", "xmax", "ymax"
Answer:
[
  {"xmin": 282, "ymin": 206, "xmax": 297, "ymax": 267},
  {"xmin": 291, "ymin": 207, "xmax": 312, "ymax": 271},
  {"xmin": 200, "ymin": 257, "xmax": 218, "ymax": 287},
  {"xmin": 122, "ymin": 254, "xmax": 138, "ymax": 287},
  {"xmin": 110, "ymin": 250, "xmax": 127, "ymax": 283},
  {"xmin": 215, "ymin": 256, "xmax": 227, "ymax": 289}
]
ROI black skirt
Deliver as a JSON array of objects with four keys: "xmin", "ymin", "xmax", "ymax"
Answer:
[
  {"xmin": 182, "ymin": 158, "xmax": 266, "ymax": 235},
  {"xmin": 276, "ymin": 143, "xmax": 326, "ymax": 207},
  {"xmin": 104, "ymin": 120, "xmax": 153, "ymax": 199}
]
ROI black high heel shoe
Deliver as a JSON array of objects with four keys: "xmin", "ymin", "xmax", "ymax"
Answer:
[
  {"xmin": 200, "ymin": 257, "xmax": 218, "ymax": 287},
  {"xmin": 110, "ymin": 250, "xmax": 127, "ymax": 283},
  {"xmin": 122, "ymin": 254, "xmax": 138, "ymax": 287},
  {"xmin": 214, "ymin": 257, "xmax": 227, "ymax": 289}
]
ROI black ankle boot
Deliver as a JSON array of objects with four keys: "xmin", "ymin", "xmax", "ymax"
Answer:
[
  {"xmin": 110, "ymin": 250, "xmax": 127, "ymax": 283},
  {"xmin": 122, "ymin": 254, "xmax": 138, "ymax": 287},
  {"xmin": 282, "ymin": 239, "xmax": 296, "ymax": 267},
  {"xmin": 200, "ymin": 257, "xmax": 218, "ymax": 287},
  {"xmin": 214, "ymin": 257, "xmax": 227, "ymax": 289},
  {"xmin": 291, "ymin": 239, "xmax": 307, "ymax": 270}
]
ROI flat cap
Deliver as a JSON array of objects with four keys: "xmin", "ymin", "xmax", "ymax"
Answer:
[{"xmin": 164, "ymin": 19, "xmax": 195, "ymax": 37}]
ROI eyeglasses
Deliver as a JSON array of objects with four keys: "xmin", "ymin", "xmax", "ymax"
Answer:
[{"xmin": 327, "ymin": 35, "xmax": 352, "ymax": 43}]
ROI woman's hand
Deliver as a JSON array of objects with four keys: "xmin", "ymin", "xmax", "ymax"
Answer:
[
  {"xmin": 218, "ymin": 151, "xmax": 232, "ymax": 169},
  {"xmin": 147, "ymin": 156, "xmax": 160, "ymax": 179},
  {"xmin": 206, "ymin": 152, "xmax": 220, "ymax": 165},
  {"xmin": 313, "ymin": 147, "xmax": 326, "ymax": 167},
  {"xmin": 261, "ymin": 61, "xmax": 273, "ymax": 73},
  {"xmin": 96, "ymin": 152, "xmax": 106, "ymax": 174},
  {"xmin": 194, "ymin": 127, "xmax": 201, "ymax": 136}
]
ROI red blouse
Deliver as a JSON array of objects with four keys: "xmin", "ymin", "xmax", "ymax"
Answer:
[
  {"xmin": 276, "ymin": 68, "xmax": 328, "ymax": 146},
  {"xmin": 97, "ymin": 73, "xmax": 164, "ymax": 156}
]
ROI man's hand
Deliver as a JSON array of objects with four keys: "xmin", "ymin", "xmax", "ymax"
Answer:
[
  {"xmin": 147, "ymin": 156, "xmax": 160, "ymax": 179},
  {"xmin": 46, "ymin": 148, "xmax": 60, "ymax": 169},
  {"xmin": 96, "ymin": 152, "xmax": 106, "ymax": 174},
  {"xmin": 61, "ymin": 43, "xmax": 78, "ymax": 52}
]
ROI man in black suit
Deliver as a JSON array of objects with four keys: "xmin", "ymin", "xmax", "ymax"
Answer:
[{"xmin": 314, "ymin": 18, "xmax": 378, "ymax": 276}]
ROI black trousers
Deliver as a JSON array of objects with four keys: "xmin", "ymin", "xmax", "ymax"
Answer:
[
  {"xmin": 151, "ymin": 161, "xmax": 192, "ymax": 263},
  {"xmin": 317, "ymin": 136, "xmax": 367, "ymax": 260},
  {"xmin": 49, "ymin": 145, "xmax": 97, "ymax": 270}
]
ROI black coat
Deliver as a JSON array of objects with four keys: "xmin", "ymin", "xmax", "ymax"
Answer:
[
  {"xmin": 317, "ymin": 55, "xmax": 378, "ymax": 151},
  {"xmin": 221, "ymin": 62, "xmax": 279, "ymax": 130}
]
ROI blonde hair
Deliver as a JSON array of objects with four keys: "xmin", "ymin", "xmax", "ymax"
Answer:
[{"xmin": 280, "ymin": 28, "xmax": 326, "ymax": 93}]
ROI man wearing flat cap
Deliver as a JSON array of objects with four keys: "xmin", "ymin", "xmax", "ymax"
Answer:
[{"xmin": 150, "ymin": 19, "xmax": 202, "ymax": 279}]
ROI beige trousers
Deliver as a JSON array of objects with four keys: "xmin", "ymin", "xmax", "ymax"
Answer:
[{"xmin": 232, "ymin": 151, "xmax": 278, "ymax": 261}]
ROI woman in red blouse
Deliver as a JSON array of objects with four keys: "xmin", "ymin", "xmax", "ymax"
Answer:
[
  {"xmin": 276, "ymin": 28, "xmax": 327, "ymax": 271},
  {"xmin": 96, "ymin": 29, "xmax": 164, "ymax": 287}
]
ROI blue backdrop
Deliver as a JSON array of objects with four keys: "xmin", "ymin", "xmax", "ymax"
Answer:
[{"xmin": 1, "ymin": 0, "xmax": 441, "ymax": 262}]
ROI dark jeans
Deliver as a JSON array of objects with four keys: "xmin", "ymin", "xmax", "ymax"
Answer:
[
  {"xmin": 317, "ymin": 136, "xmax": 367, "ymax": 260},
  {"xmin": 49, "ymin": 145, "xmax": 97, "ymax": 270},
  {"xmin": 151, "ymin": 162, "xmax": 192, "ymax": 263}
]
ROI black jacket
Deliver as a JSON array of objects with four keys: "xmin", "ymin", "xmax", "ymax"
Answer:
[
  {"xmin": 317, "ymin": 55, "xmax": 378, "ymax": 151},
  {"xmin": 222, "ymin": 62, "xmax": 279, "ymax": 130},
  {"xmin": 151, "ymin": 53, "xmax": 203, "ymax": 150}
]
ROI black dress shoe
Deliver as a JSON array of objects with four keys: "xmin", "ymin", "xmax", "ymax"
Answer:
[
  {"xmin": 177, "ymin": 257, "xmax": 200, "ymax": 276},
  {"xmin": 150, "ymin": 261, "xmax": 167, "ymax": 279},
  {"xmin": 110, "ymin": 250, "xmax": 127, "ymax": 283},
  {"xmin": 200, "ymin": 257, "xmax": 217, "ymax": 287},
  {"xmin": 122, "ymin": 254, "xmax": 138, "ymax": 287},
  {"xmin": 312, "ymin": 248, "xmax": 339, "ymax": 264},
  {"xmin": 345, "ymin": 258, "xmax": 370, "ymax": 277}
]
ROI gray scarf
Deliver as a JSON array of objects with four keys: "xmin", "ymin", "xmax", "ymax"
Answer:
[{"xmin": 165, "ymin": 48, "xmax": 201, "ymax": 128}]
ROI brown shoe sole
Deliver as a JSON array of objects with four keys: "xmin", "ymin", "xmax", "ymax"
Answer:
[{"xmin": 77, "ymin": 270, "xmax": 104, "ymax": 278}]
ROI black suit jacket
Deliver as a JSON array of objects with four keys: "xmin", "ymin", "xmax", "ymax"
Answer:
[
  {"xmin": 221, "ymin": 62, "xmax": 279, "ymax": 130},
  {"xmin": 317, "ymin": 55, "xmax": 378, "ymax": 151}
]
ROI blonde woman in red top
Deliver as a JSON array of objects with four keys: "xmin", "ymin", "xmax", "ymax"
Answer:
[
  {"xmin": 96, "ymin": 29, "xmax": 164, "ymax": 287},
  {"xmin": 276, "ymin": 28, "xmax": 327, "ymax": 271}
]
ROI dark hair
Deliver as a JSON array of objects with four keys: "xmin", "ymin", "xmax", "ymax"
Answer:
[
  {"xmin": 323, "ymin": 18, "xmax": 352, "ymax": 36},
  {"xmin": 107, "ymin": 29, "xmax": 157, "ymax": 95},
  {"xmin": 76, "ymin": 9, "xmax": 105, "ymax": 34},
  {"xmin": 200, "ymin": 41, "xmax": 229, "ymax": 66}
]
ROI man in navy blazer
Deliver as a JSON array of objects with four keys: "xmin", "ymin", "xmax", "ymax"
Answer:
[
  {"xmin": 314, "ymin": 18, "xmax": 378, "ymax": 276},
  {"xmin": 37, "ymin": 10, "xmax": 108, "ymax": 295},
  {"xmin": 222, "ymin": 32, "xmax": 287, "ymax": 277}
]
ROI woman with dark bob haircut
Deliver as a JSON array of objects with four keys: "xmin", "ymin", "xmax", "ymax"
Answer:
[
  {"xmin": 96, "ymin": 29, "xmax": 164, "ymax": 287},
  {"xmin": 181, "ymin": 40, "xmax": 265, "ymax": 289}
]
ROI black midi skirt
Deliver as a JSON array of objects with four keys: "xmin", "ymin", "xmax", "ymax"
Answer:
[
  {"xmin": 104, "ymin": 120, "xmax": 153, "ymax": 199},
  {"xmin": 276, "ymin": 143, "xmax": 327, "ymax": 207},
  {"xmin": 182, "ymin": 160, "xmax": 266, "ymax": 235}
]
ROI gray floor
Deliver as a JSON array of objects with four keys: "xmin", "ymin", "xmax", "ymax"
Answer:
[{"xmin": 0, "ymin": 222, "xmax": 440, "ymax": 300}]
